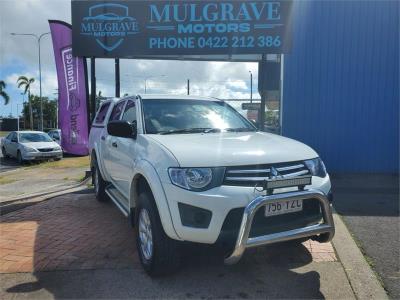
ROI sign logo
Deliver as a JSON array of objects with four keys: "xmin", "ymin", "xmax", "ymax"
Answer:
[
  {"xmin": 269, "ymin": 167, "xmax": 283, "ymax": 180},
  {"xmin": 61, "ymin": 47, "xmax": 80, "ymax": 112},
  {"xmin": 61, "ymin": 47, "xmax": 80, "ymax": 145},
  {"xmin": 80, "ymin": 3, "xmax": 139, "ymax": 51}
]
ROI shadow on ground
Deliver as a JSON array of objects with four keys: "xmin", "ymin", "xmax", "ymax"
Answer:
[
  {"xmin": 332, "ymin": 173, "xmax": 399, "ymax": 299},
  {"xmin": 1, "ymin": 190, "xmax": 330, "ymax": 299}
]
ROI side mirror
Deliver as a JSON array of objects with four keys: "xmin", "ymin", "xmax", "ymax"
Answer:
[
  {"xmin": 250, "ymin": 119, "xmax": 259, "ymax": 128},
  {"xmin": 107, "ymin": 120, "xmax": 137, "ymax": 139},
  {"xmin": 11, "ymin": 138, "xmax": 18, "ymax": 143}
]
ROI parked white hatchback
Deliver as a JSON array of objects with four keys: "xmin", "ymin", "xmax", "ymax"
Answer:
[{"xmin": 1, "ymin": 131, "xmax": 63, "ymax": 164}]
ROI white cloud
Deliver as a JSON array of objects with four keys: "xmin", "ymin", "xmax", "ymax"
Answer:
[{"xmin": 0, "ymin": 0, "xmax": 261, "ymax": 117}]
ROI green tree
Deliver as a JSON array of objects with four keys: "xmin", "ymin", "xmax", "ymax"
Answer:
[
  {"xmin": 0, "ymin": 80, "xmax": 10, "ymax": 105},
  {"xmin": 17, "ymin": 76, "xmax": 35, "ymax": 129},
  {"xmin": 21, "ymin": 95, "xmax": 57, "ymax": 130}
]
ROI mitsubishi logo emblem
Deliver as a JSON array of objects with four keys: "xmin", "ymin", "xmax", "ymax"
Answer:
[{"xmin": 270, "ymin": 167, "xmax": 283, "ymax": 180}]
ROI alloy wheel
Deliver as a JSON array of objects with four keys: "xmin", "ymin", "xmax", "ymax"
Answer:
[
  {"xmin": 94, "ymin": 167, "xmax": 100, "ymax": 195},
  {"xmin": 139, "ymin": 208, "xmax": 153, "ymax": 261}
]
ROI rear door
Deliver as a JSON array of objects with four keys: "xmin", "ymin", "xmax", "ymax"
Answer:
[
  {"xmin": 2, "ymin": 133, "xmax": 13, "ymax": 156},
  {"xmin": 92, "ymin": 101, "xmax": 112, "ymax": 179}
]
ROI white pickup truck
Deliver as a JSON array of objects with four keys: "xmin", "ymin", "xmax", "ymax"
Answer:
[{"xmin": 89, "ymin": 95, "xmax": 334, "ymax": 276}]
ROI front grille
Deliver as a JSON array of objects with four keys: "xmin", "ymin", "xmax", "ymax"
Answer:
[
  {"xmin": 223, "ymin": 161, "xmax": 310, "ymax": 187},
  {"xmin": 38, "ymin": 148, "xmax": 53, "ymax": 152}
]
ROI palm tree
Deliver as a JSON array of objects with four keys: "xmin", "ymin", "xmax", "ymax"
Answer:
[
  {"xmin": 17, "ymin": 76, "xmax": 35, "ymax": 130},
  {"xmin": 0, "ymin": 80, "xmax": 10, "ymax": 105}
]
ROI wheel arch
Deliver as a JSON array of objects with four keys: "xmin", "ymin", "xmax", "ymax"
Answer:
[
  {"xmin": 90, "ymin": 146, "xmax": 107, "ymax": 183},
  {"xmin": 130, "ymin": 160, "xmax": 181, "ymax": 241}
]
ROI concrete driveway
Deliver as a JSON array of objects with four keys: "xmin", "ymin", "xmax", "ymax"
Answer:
[{"xmin": 0, "ymin": 190, "xmax": 357, "ymax": 299}]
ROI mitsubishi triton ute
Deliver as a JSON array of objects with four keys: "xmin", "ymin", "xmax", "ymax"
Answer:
[{"xmin": 89, "ymin": 95, "xmax": 335, "ymax": 276}]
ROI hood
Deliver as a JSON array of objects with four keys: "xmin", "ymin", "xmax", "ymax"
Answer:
[
  {"xmin": 147, "ymin": 132, "xmax": 317, "ymax": 167},
  {"xmin": 21, "ymin": 141, "xmax": 59, "ymax": 150}
]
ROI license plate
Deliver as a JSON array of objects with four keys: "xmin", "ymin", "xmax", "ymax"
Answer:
[{"xmin": 265, "ymin": 200, "xmax": 303, "ymax": 217}]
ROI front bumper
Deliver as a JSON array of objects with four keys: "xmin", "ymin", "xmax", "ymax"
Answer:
[
  {"xmin": 224, "ymin": 189, "xmax": 335, "ymax": 265},
  {"xmin": 162, "ymin": 175, "xmax": 331, "ymax": 244},
  {"xmin": 23, "ymin": 151, "xmax": 63, "ymax": 160}
]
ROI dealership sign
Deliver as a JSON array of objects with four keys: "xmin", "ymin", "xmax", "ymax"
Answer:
[{"xmin": 72, "ymin": 0, "xmax": 293, "ymax": 58}]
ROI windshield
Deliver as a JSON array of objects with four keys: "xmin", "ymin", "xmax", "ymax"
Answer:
[
  {"xmin": 142, "ymin": 99, "xmax": 256, "ymax": 134},
  {"xmin": 19, "ymin": 133, "xmax": 53, "ymax": 143}
]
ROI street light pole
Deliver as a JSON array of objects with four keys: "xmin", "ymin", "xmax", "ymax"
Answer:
[
  {"xmin": 16, "ymin": 104, "xmax": 21, "ymax": 131},
  {"xmin": 11, "ymin": 32, "xmax": 50, "ymax": 131},
  {"xmin": 249, "ymin": 71, "xmax": 253, "ymax": 103}
]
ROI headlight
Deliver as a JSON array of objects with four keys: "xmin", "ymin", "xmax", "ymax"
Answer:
[
  {"xmin": 304, "ymin": 158, "xmax": 327, "ymax": 178},
  {"xmin": 23, "ymin": 146, "xmax": 36, "ymax": 153},
  {"xmin": 55, "ymin": 146, "xmax": 62, "ymax": 151},
  {"xmin": 168, "ymin": 167, "xmax": 225, "ymax": 191}
]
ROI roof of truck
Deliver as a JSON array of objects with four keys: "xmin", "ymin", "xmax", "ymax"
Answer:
[{"xmin": 137, "ymin": 94, "xmax": 221, "ymax": 101}]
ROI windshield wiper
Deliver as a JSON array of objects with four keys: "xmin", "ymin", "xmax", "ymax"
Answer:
[
  {"xmin": 225, "ymin": 128, "xmax": 257, "ymax": 132},
  {"xmin": 159, "ymin": 128, "xmax": 221, "ymax": 135}
]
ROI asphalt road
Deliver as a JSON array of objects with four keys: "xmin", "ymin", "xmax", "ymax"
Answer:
[{"xmin": 332, "ymin": 174, "xmax": 399, "ymax": 299}]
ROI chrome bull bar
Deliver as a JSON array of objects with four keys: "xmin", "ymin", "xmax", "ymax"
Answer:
[{"xmin": 224, "ymin": 189, "xmax": 335, "ymax": 265}]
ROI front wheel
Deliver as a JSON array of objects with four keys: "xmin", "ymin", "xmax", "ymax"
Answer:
[
  {"xmin": 16, "ymin": 151, "xmax": 24, "ymax": 165},
  {"xmin": 136, "ymin": 191, "xmax": 181, "ymax": 276}
]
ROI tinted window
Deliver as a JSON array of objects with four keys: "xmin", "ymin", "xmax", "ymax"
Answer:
[
  {"xmin": 9, "ymin": 132, "xmax": 17, "ymax": 141},
  {"xmin": 109, "ymin": 101, "xmax": 126, "ymax": 121},
  {"xmin": 121, "ymin": 100, "xmax": 136, "ymax": 123},
  {"xmin": 142, "ymin": 99, "xmax": 255, "ymax": 134},
  {"xmin": 19, "ymin": 133, "xmax": 53, "ymax": 143},
  {"xmin": 50, "ymin": 131, "xmax": 60, "ymax": 139},
  {"xmin": 94, "ymin": 102, "xmax": 111, "ymax": 124}
]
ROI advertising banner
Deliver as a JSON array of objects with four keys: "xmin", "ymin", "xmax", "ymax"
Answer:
[
  {"xmin": 71, "ymin": 0, "xmax": 293, "ymax": 59},
  {"xmin": 49, "ymin": 20, "xmax": 89, "ymax": 156}
]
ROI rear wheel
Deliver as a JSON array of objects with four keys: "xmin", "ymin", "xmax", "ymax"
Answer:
[
  {"xmin": 136, "ymin": 191, "xmax": 181, "ymax": 276},
  {"xmin": 1, "ymin": 147, "xmax": 8, "ymax": 158},
  {"xmin": 93, "ymin": 160, "xmax": 108, "ymax": 202}
]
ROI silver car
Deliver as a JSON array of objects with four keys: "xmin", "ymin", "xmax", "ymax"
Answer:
[
  {"xmin": 47, "ymin": 129, "xmax": 62, "ymax": 145},
  {"xmin": 1, "ymin": 131, "xmax": 63, "ymax": 164}
]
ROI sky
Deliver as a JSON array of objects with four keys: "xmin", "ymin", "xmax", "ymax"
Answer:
[{"xmin": 0, "ymin": 0, "xmax": 259, "ymax": 118}]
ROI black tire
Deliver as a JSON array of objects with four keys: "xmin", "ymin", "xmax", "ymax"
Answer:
[
  {"xmin": 135, "ymin": 191, "xmax": 181, "ymax": 277},
  {"xmin": 54, "ymin": 157, "xmax": 62, "ymax": 161},
  {"xmin": 16, "ymin": 150, "xmax": 24, "ymax": 165},
  {"xmin": 93, "ymin": 159, "xmax": 108, "ymax": 202}
]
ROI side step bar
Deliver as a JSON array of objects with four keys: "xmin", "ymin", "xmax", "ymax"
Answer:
[{"xmin": 105, "ymin": 185, "xmax": 129, "ymax": 217}]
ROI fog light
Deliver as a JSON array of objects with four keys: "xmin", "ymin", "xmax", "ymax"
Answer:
[{"xmin": 178, "ymin": 203, "xmax": 212, "ymax": 229}]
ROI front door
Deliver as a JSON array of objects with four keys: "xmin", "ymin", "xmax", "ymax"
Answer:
[
  {"xmin": 104, "ymin": 100, "xmax": 126, "ymax": 186},
  {"xmin": 109, "ymin": 99, "xmax": 137, "ymax": 201},
  {"xmin": 8, "ymin": 132, "xmax": 19, "ymax": 157}
]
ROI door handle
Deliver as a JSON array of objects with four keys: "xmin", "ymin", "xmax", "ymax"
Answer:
[
  {"xmin": 112, "ymin": 142, "xmax": 118, "ymax": 148},
  {"xmin": 101, "ymin": 136, "xmax": 105, "ymax": 141}
]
